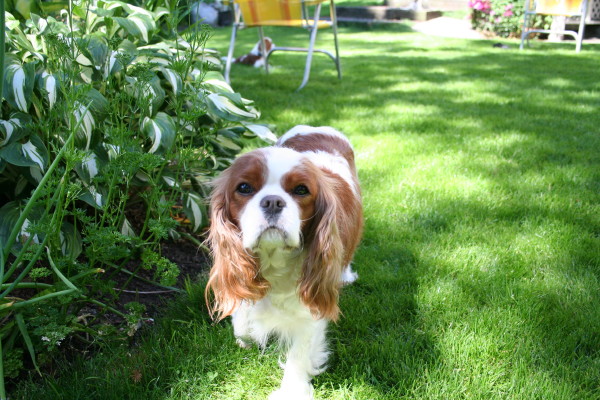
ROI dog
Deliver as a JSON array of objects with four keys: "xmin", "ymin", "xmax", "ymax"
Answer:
[
  {"xmin": 206, "ymin": 125, "xmax": 363, "ymax": 399},
  {"xmin": 234, "ymin": 37, "xmax": 274, "ymax": 68}
]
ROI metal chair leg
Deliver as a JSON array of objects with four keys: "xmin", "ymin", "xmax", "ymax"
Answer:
[
  {"xmin": 297, "ymin": 3, "xmax": 322, "ymax": 91},
  {"xmin": 225, "ymin": 24, "xmax": 238, "ymax": 83},
  {"xmin": 330, "ymin": 0, "xmax": 342, "ymax": 80},
  {"xmin": 575, "ymin": 0, "xmax": 588, "ymax": 52},
  {"xmin": 257, "ymin": 27, "xmax": 269, "ymax": 74}
]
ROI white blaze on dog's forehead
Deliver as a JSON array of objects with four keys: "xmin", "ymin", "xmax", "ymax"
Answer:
[
  {"xmin": 277, "ymin": 125, "xmax": 353, "ymax": 147},
  {"xmin": 261, "ymin": 147, "xmax": 303, "ymax": 184}
]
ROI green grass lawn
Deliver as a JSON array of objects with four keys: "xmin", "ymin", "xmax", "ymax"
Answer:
[{"xmin": 13, "ymin": 24, "xmax": 600, "ymax": 399}]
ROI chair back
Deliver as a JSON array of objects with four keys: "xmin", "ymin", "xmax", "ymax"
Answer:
[
  {"xmin": 235, "ymin": 0, "xmax": 305, "ymax": 26},
  {"xmin": 534, "ymin": 0, "xmax": 584, "ymax": 15}
]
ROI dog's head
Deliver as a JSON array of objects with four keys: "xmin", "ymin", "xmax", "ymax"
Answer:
[{"xmin": 206, "ymin": 141, "xmax": 361, "ymax": 321}]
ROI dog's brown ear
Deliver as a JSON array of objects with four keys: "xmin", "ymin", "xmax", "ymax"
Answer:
[
  {"xmin": 205, "ymin": 173, "xmax": 269, "ymax": 321},
  {"xmin": 298, "ymin": 172, "xmax": 345, "ymax": 322}
]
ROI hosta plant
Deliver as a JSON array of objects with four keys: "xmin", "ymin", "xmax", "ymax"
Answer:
[{"xmin": 0, "ymin": 0, "xmax": 275, "ymax": 394}]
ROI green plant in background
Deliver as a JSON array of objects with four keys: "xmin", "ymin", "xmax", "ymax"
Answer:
[
  {"xmin": 468, "ymin": 0, "xmax": 551, "ymax": 37},
  {"xmin": 0, "ymin": 0, "xmax": 275, "ymax": 393}
]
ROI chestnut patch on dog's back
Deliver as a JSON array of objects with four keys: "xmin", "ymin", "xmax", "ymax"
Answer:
[{"xmin": 279, "ymin": 133, "xmax": 356, "ymax": 173}]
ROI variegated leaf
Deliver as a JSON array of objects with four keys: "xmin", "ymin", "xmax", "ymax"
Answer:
[
  {"xmin": 201, "ymin": 71, "xmax": 234, "ymax": 94},
  {"xmin": 0, "ymin": 117, "xmax": 23, "ymax": 147},
  {"xmin": 79, "ymin": 185, "xmax": 105, "ymax": 209},
  {"xmin": 113, "ymin": 14, "xmax": 155, "ymax": 43},
  {"xmin": 103, "ymin": 143, "xmax": 122, "ymax": 160},
  {"xmin": 121, "ymin": 218, "xmax": 136, "ymax": 237},
  {"xmin": 72, "ymin": 101, "xmax": 95, "ymax": 150},
  {"xmin": 206, "ymin": 93, "xmax": 259, "ymax": 122},
  {"xmin": 75, "ymin": 152, "xmax": 101, "ymax": 183},
  {"xmin": 60, "ymin": 222, "xmax": 83, "ymax": 258},
  {"xmin": 38, "ymin": 72, "xmax": 59, "ymax": 109},
  {"xmin": 160, "ymin": 68, "xmax": 183, "ymax": 95},
  {"xmin": 0, "ymin": 201, "xmax": 22, "ymax": 249},
  {"xmin": 125, "ymin": 75, "xmax": 165, "ymax": 115},
  {"xmin": 22, "ymin": 141, "xmax": 45, "ymax": 170},
  {"xmin": 184, "ymin": 192, "xmax": 205, "ymax": 232},
  {"xmin": 3, "ymin": 59, "xmax": 35, "ymax": 112},
  {"xmin": 0, "ymin": 134, "xmax": 49, "ymax": 171},
  {"xmin": 244, "ymin": 124, "xmax": 277, "ymax": 143},
  {"xmin": 141, "ymin": 112, "xmax": 176, "ymax": 154}
]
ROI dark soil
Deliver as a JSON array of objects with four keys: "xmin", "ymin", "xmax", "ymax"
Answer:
[{"xmin": 115, "ymin": 236, "xmax": 212, "ymax": 316}]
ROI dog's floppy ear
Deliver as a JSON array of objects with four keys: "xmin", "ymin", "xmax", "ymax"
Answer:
[
  {"xmin": 205, "ymin": 172, "xmax": 269, "ymax": 321},
  {"xmin": 298, "ymin": 172, "xmax": 345, "ymax": 322}
]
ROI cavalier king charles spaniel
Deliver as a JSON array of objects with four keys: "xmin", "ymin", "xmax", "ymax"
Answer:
[{"xmin": 206, "ymin": 125, "xmax": 363, "ymax": 399}]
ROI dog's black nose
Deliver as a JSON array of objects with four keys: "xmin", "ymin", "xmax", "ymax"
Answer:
[{"xmin": 260, "ymin": 195, "xmax": 286, "ymax": 216}]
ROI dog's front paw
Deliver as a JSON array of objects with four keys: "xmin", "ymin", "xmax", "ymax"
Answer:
[
  {"xmin": 268, "ymin": 383, "xmax": 314, "ymax": 400},
  {"xmin": 235, "ymin": 337, "xmax": 252, "ymax": 349}
]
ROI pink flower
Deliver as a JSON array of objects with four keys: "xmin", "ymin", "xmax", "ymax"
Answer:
[
  {"xmin": 503, "ymin": 9, "xmax": 513, "ymax": 16},
  {"xmin": 505, "ymin": 3, "xmax": 514, "ymax": 9}
]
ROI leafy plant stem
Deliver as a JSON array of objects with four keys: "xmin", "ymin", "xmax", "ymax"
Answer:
[
  {"xmin": 0, "ymin": 333, "xmax": 5, "ymax": 400},
  {"xmin": 104, "ymin": 261, "xmax": 183, "ymax": 293},
  {"xmin": 79, "ymin": 297, "xmax": 128, "ymax": 319},
  {"xmin": 2, "ymin": 177, "xmax": 65, "ymax": 283},
  {"xmin": 0, "ymin": 234, "xmax": 51, "ymax": 300},
  {"xmin": 0, "ymin": 0, "xmax": 5, "ymax": 104},
  {"xmin": 178, "ymin": 231, "xmax": 209, "ymax": 253},
  {"xmin": 1, "ymin": 130, "xmax": 77, "ymax": 263}
]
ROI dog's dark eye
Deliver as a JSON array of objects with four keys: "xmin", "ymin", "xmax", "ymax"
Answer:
[
  {"xmin": 236, "ymin": 183, "xmax": 254, "ymax": 195},
  {"xmin": 292, "ymin": 184, "xmax": 310, "ymax": 196}
]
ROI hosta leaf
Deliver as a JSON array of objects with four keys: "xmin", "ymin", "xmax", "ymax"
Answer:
[
  {"xmin": 121, "ymin": 218, "xmax": 136, "ymax": 237},
  {"xmin": 0, "ymin": 134, "xmax": 49, "ymax": 171},
  {"xmin": 141, "ymin": 112, "xmax": 176, "ymax": 154},
  {"xmin": 201, "ymin": 71, "xmax": 234, "ymax": 94},
  {"xmin": 102, "ymin": 143, "xmax": 122, "ymax": 160},
  {"xmin": 29, "ymin": 166, "xmax": 44, "ymax": 183},
  {"xmin": 82, "ymin": 34, "xmax": 110, "ymax": 69},
  {"xmin": 0, "ymin": 116, "xmax": 25, "ymax": 147},
  {"xmin": 117, "ymin": 39, "xmax": 138, "ymax": 65},
  {"xmin": 37, "ymin": 72, "xmax": 59, "ymax": 109},
  {"xmin": 74, "ymin": 151, "xmax": 101, "ymax": 183},
  {"xmin": 60, "ymin": 222, "xmax": 83, "ymax": 258},
  {"xmin": 83, "ymin": 88, "xmax": 109, "ymax": 117},
  {"xmin": 244, "ymin": 124, "xmax": 277, "ymax": 143},
  {"xmin": 160, "ymin": 68, "xmax": 183, "ymax": 95},
  {"xmin": 113, "ymin": 14, "xmax": 155, "ymax": 43},
  {"xmin": 21, "ymin": 139, "xmax": 47, "ymax": 170},
  {"xmin": 206, "ymin": 93, "xmax": 259, "ymax": 122},
  {"xmin": 0, "ymin": 202, "xmax": 22, "ymax": 250},
  {"xmin": 101, "ymin": 0, "xmax": 155, "ymax": 18},
  {"xmin": 184, "ymin": 192, "xmax": 205, "ymax": 232},
  {"xmin": 215, "ymin": 135, "xmax": 241, "ymax": 151},
  {"xmin": 125, "ymin": 75, "xmax": 165, "ymax": 115},
  {"xmin": 28, "ymin": 13, "xmax": 48, "ymax": 34},
  {"xmin": 79, "ymin": 186, "xmax": 105, "ymax": 209},
  {"xmin": 72, "ymin": 101, "xmax": 95, "ymax": 150},
  {"xmin": 103, "ymin": 51, "xmax": 122, "ymax": 79},
  {"xmin": 75, "ymin": 53, "xmax": 93, "ymax": 67},
  {"xmin": 5, "ymin": 12, "xmax": 21, "ymax": 30},
  {"xmin": 3, "ymin": 59, "xmax": 35, "ymax": 112},
  {"xmin": 162, "ymin": 174, "xmax": 177, "ymax": 187}
]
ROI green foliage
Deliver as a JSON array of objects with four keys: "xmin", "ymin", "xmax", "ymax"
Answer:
[
  {"xmin": 469, "ymin": 0, "xmax": 551, "ymax": 37},
  {"xmin": 0, "ymin": 0, "xmax": 275, "ymax": 391}
]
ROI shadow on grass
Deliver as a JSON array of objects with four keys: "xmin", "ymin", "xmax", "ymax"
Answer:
[{"xmin": 206, "ymin": 22, "xmax": 600, "ymax": 396}]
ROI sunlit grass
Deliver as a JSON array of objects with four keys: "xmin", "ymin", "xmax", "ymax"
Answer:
[{"xmin": 13, "ymin": 23, "xmax": 600, "ymax": 399}]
